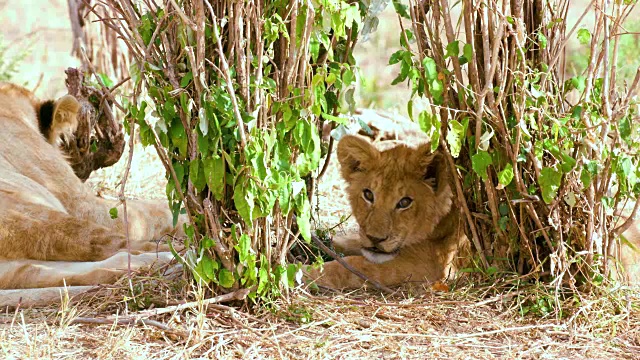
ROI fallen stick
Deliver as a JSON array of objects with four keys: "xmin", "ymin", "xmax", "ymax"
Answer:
[
  {"xmin": 70, "ymin": 316, "xmax": 186, "ymax": 338},
  {"xmin": 135, "ymin": 287, "xmax": 251, "ymax": 317},
  {"xmin": 66, "ymin": 288, "xmax": 251, "ymax": 339}
]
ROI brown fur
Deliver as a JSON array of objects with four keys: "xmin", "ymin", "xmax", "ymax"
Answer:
[
  {"xmin": 312, "ymin": 112, "xmax": 640, "ymax": 289},
  {"xmin": 0, "ymin": 82, "xmax": 181, "ymax": 275},
  {"xmin": 310, "ymin": 119, "xmax": 468, "ymax": 289},
  {"xmin": 619, "ymin": 223, "xmax": 640, "ymax": 284}
]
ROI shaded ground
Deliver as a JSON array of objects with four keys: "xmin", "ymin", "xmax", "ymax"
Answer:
[
  {"xmin": 1, "ymin": 1, "xmax": 640, "ymax": 359},
  {"xmin": 1, "ymin": 280, "xmax": 639, "ymax": 359}
]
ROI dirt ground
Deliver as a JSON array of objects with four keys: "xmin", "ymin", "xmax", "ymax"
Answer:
[{"xmin": 1, "ymin": 1, "xmax": 640, "ymax": 359}]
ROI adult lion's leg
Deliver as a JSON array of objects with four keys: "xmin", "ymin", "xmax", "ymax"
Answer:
[
  {"xmin": 76, "ymin": 198, "xmax": 185, "ymax": 247},
  {"xmin": 0, "ymin": 210, "xmax": 125, "ymax": 261},
  {"xmin": 0, "ymin": 252, "xmax": 175, "ymax": 289},
  {"xmin": 118, "ymin": 199, "xmax": 186, "ymax": 242}
]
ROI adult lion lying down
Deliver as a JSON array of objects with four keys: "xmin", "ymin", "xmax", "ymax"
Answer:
[
  {"xmin": 0, "ymin": 82, "xmax": 181, "ymax": 294},
  {"xmin": 310, "ymin": 110, "xmax": 640, "ymax": 289}
]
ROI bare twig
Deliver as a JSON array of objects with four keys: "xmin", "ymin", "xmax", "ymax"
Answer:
[
  {"xmin": 136, "ymin": 288, "xmax": 251, "ymax": 317},
  {"xmin": 69, "ymin": 316, "xmax": 186, "ymax": 338},
  {"xmin": 311, "ymin": 234, "xmax": 394, "ymax": 294}
]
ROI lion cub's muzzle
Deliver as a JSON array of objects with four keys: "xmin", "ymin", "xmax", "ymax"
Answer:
[
  {"xmin": 361, "ymin": 245, "xmax": 400, "ymax": 264},
  {"xmin": 360, "ymin": 232, "xmax": 402, "ymax": 264}
]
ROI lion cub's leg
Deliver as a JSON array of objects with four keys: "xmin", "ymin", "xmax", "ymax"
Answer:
[
  {"xmin": 331, "ymin": 233, "xmax": 362, "ymax": 256},
  {"xmin": 0, "ymin": 210, "xmax": 125, "ymax": 261},
  {"xmin": 308, "ymin": 254, "xmax": 447, "ymax": 289}
]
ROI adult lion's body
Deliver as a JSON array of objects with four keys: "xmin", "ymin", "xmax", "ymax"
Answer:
[
  {"xmin": 312, "ymin": 111, "xmax": 469, "ymax": 289},
  {"xmin": 0, "ymin": 82, "xmax": 180, "ymax": 290}
]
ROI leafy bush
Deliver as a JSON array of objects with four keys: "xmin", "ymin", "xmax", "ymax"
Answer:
[
  {"xmin": 391, "ymin": 0, "xmax": 640, "ymax": 286},
  {"xmin": 97, "ymin": 0, "xmax": 378, "ymax": 299}
]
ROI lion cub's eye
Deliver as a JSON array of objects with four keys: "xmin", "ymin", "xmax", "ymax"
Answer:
[
  {"xmin": 396, "ymin": 197, "xmax": 413, "ymax": 210},
  {"xmin": 362, "ymin": 189, "xmax": 374, "ymax": 203}
]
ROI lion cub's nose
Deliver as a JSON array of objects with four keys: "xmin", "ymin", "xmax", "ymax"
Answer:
[{"xmin": 366, "ymin": 234, "xmax": 388, "ymax": 244}]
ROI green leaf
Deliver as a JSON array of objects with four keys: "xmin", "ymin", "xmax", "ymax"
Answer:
[
  {"xmin": 400, "ymin": 29, "xmax": 414, "ymax": 49},
  {"xmin": 430, "ymin": 79, "xmax": 444, "ymax": 103},
  {"xmin": 129, "ymin": 61, "xmax": 141, "ymax": 87},
  {"xmin": 109, "ymin": 207, "xmax": 118, "ymax": 219},
  {"xmin": 392, "ymin": 0, "xmax": 410, "ymax": 19},
  {"xmin": 388, "ymin": 50, "xmax": 405, "ymax": 65},
  {"xmin": 571, "ymin": 76, "xmax": 586, "ymax": 92},
  {"xmin": 620, "ymin": 116, "xmax": 632, "ymax": 142},
  {"xmin": 430, "ymin": 116, "xmax": 441, "ymax": 153},
  {"xmin": 445, "ymin": 40, "xmax": 460, "ymax": 58},
  {"xmin": 218, "ymin": 269, "xmax": 235, "ymax": 288},
  {"xmin": 619, "ymin": 157, "xmax": 633, "ymax": 178},
  {"xmin": 539, "ymin": 167, "xmax": 562, "ymax": 204},
  {"xmin": 418, "ymin": 110, "xmax": 433, "ymax": 134},
  {"xmin": 423, "ymin": 57, "xmax": 437, "ymax": 81},
  {"xmin": 203, "ymin": 156, "xmax": 225, "ymax": 200},
  {"xmin": 577, "ymin": 28, "xmax": 591, "ymax": 45},
  {"xmin": 286, "ymin": 263, "xmax": 300, "ymax": 288},
  {"xmin": 560, "ymin": 154, "xmax": 577, "ymax": 173},
  {"xmin": 321, "ymin": 112, "xmax": 348, "ymax": 125},
  {"xmin": 234, "ymin": 178, "xmax": 255, "ymax": 224},
  {"xmin": 462, "ymin": 43, "xmax": 473, "ymax": 63},
  {"xmin": 391, "ymin": 57, "xmax": 410, "ymax": 85},
  {"xmin": 446, "ymin": 118, "xmax": 468, "ymax": 158},
  {"xmin": 200, "ymin": 255, "xmax": 219, "ymax": 282},
  {"xmin": 498, "ymin": 163, "xmax": 514, "ymax": 187},
  {"xmin": 277, "ymin": 176, "xmax": 293, "ymax": 215},
  {"xmin": 189, "ymin": 159, "xmax": 206, "ymax": 193},
  {"xmin": 180, "ymin": 71, "xmax": 193, "ymax": 88},
  {"xmin": 471, "ymin": 151, "xmax": 492, "ymax": 181},
  {"xmin": 580, "ymin": 168, "xmax": 592, "ymax": 188},
  {"xmin": 97, "ymin": 73, "xmax": 114, "ymax": 88},
  {"xmin": 235, "ymin": 234, "xmax": 254, "ymax": 264},
  {"xmin": 478, "ymin": 127, "xmax": 494, "ymax": 151},
  {"xmin": 310, "ymin": 35, "xmax": 320, "ymax": 62},
  {"xmin": 537, "ymin": 33, "xmax": 548, "ymax": 49}
]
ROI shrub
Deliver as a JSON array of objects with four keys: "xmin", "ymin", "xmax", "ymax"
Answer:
[
  {"xmin": 392, "ymin": 0, "xmax": 640, "ymax": 286},
  {"xmin": 95, "ymin": 0, "xmax": 380, "ymax": 299}
]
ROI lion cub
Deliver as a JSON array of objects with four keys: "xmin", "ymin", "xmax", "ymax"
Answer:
[{"xmin": 311, "ymin": 111, "xmax": 468, "ymax": 289}]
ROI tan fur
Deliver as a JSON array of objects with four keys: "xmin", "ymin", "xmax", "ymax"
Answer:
[
  {"xmin": 313, "ymin": 112, "xmax": 640, "ymax": 289},
  {"xmin": 0, "ymin": 82, "xmax": 182, "ymax": 289},
  {"xmin": 48, "ymin": 95, "xmax": 80, "ymax": 145},
  {"xmin": 619, "ymin": 223, "xmax": 640, "ymax": 284},
  {"xmin": 310, "ymin": 118, "xmax": 468, "ymax": 289}
]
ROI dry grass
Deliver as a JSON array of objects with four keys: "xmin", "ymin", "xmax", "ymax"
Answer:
[
  {"xmin": 2, "ymin": 275, "xmax": 639, "ymax": 359},
  {"xmin": 1, "ymin": 1, "xmax": 640, "ymax": 359}
]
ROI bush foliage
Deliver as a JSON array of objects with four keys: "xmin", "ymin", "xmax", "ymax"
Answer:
[
  {"xmin": 97, "ymin": 0, "xmax": 380, "ymax": 298},
  {"xmin": 392, "ymin": 0, "xmax": 640, "ymax": 285},
  {"xmin": 91, "ymin": 0, "xmax": 640, "ymax": 297}
]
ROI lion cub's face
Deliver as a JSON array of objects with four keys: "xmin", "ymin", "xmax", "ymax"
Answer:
[{"xmin": 337, "ymin": 135, "xmax": 454, "ymax": 264}]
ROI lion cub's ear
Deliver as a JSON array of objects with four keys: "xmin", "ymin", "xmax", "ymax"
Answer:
[
  {"xmin": 337, "ymin": 135, "xmax": 380, "ymax": 181},
  {"xmin": 39, "ymin": 95, "xmax": 80, "ymax": 145},
  {"xmin": 414, "ymin": 143, "xmax": 447, "ymax": 191}
]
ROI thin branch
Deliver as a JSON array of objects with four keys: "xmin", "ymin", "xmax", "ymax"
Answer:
[
  {"xmin": 311, "ymin": 234, "xmax": 394, "ymax": 294},
  {"xmin": 69, "ymin": 316, "xmax": 186, "ymax": 338}
]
